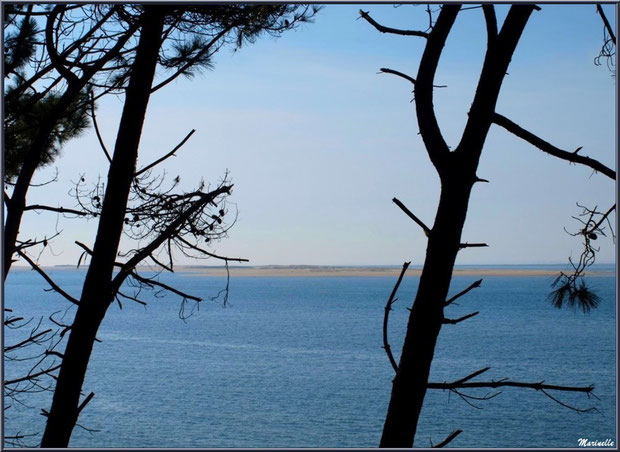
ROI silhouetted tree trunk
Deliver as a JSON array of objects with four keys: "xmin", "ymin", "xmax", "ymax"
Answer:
[
  {"xmin": 378, "ymin": 5, "xmax": 536, "ymax": 447},
  {"xmin": 40, "ymin": 8, "xmax": 166, "ymax": 446}
]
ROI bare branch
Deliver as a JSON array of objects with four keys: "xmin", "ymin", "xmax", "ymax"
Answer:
[
  {"xmin": 596, "ymin": 4, "xmax": 616, "ymax": 44},
  {"xmin": 359, "ymin": 10, "xmax": 429, "ymax": 38},
  {"xmin": 383, "ymin": 262, "xmax": 410, "ymax": 373},
  {"xmin": 4, "ymin": 364, "xmax": 62, "ymax": 386},
  {"xmin": 492, "ymin": 113, "xmax": 615, "ymax": 180},
  {"xmin": 443, "ymin": 311, "xmax": 479, "ymax": 325},
  {"xmin": 24, "ymin": 205, "xmax": 88, "ymax": 216},
  {"xmin": 90, "ymin": 91, "xmax": 112, "ymax": 163},
  {"xmin": 445, "ymin": 279, "xmax": 482, "ymax": 306},
  {"xmin": 459, "ymin": 242, "xmax": 488, "ymax": 248},
  {"xmin": 16, "ymin": 251, "xmax": 80, "ymax": 305},
  {"xmin": 130, "ymin": 271, "xmax": 201, "ymax": 302},
  {"xmin": 135, "ymin": 129, "xmax": 196, "ymax": 176},
  {"xmin": 380, "ymin": 68, "xmax": 416, "ymax": 85},
  {"xmin": 76, "ymin": 392, "xmax": 95, "ymax": 415},
  {"xmin": 392, "ymin": 198, "xmax": 431, "ymax": 236},
  {"xmin": 429, "ymin": 378, "xmax": 594, "ymax": 393},
  {"xmin": 175, "ymin": 235, "xmax": 249, "ymax": 263},
  {"xmin": 432, "ymin": 429, "xmax": 463, "ymax": 448}
]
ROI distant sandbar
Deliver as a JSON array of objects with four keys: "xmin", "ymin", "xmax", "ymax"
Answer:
[{"xmin": 176, "ymin": 265, "xmax": 615, "ymax": 278}]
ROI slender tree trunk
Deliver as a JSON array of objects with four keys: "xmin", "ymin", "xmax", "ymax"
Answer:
[
  {"xmin": 40, "ymin": 8, "xmax": 165, "ymax": 447},
  {"xmin": 379, "ymin": 5, "xmax": 536, "ymax": 447},
  {"xmin": 380, "ymin": 173, "xmax": 474, "ymax": 447},
  {"xmin": 4, "ymin": 87, "xmax": 82, "ymax": 278}
]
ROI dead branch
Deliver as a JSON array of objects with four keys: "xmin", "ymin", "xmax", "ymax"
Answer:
[
  {"xmin": 492, "ymin": 113, "xmax": 615, "ymax": 180},
  {"xmin": 428, "ymin": 371, "xmax": 596, "ymax": 413},
  {"xmin": 130, "ymin": 271, "xmax": 201, "ymax": 302},
  {"xmin": 383, "ymin": 262, "xmax": 410, "ymax": 373},
  {"xmin": 432, "ymin": 429, "xmax": 463, "ymax": 448},
  {"xmin": 359, "ymin": 10, "xmax": 429, "ymax": 38},
  {"xmin": 76, "ymin": 392, "xmax": 95, "ymax": 415},
  {"xmin": 4, "ymin": 364, "xmax": 62, "ymax": 386},
  {"xmin": 90, "ymin": 91, "xmax": 112, "ymax": 163},
  {"xmin": 380, "ymin": 67, "xmax": 416, "ymax": 85},
  {"xmin": 443, "ymin": 311, "xmax": 479, "ymax": 325},
  {"xmin": 392, "ymin": 197, "xmax": 431, "ymax": 236},
  {"xmin": 596, "ymin": 4, "xmax": 616, "ymax": 44},
  {"xmin": 459, "ymin": 242, "xmax": 488, "ymax": 248},
  {"xmin": 23, "ymin": 204, "xmax": 88, "ymax": 217},
  {"xmin": 135, "ymin": 129, "xmax": 196, "ymax": 177},
  {"xmin": 445, "ymin": 279, "xmax": 482, "ymax": 306},
  {"xmin": 16, "ymin": 251, "xmax": 80, "ymax": 305},
  {"xmin": 380, "ymin": 67, "xmax": 447, "ymax": 88}
]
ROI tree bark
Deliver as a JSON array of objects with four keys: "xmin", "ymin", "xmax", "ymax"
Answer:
[
  {"xmin": 379, "ymin": 5, "xmax": 536, "ymax": 447},
  {"xmin": 40, "ymin": 8, "xmax": 166, "ymax": 447}
]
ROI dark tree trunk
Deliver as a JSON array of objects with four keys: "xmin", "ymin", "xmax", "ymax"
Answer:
[
  {"xmin": 380, "ymin": 172, "xmax": 474, "ymax": 447},
  {"xmin": 4, "ymin": 88, "xmax": 83, "ymax": 278},
  {"xmin": 40, "ymin": 8, "xmax": 166, "ymax": 447},
  {"xmin": 379, "ymin": 5, "xmax": 536, "ymax": 447}
]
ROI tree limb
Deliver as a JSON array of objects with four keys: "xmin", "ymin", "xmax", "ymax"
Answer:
[
  {"xmin": 492, "ymin": 113, "xmax": 615, "ymax": 180},
  {"xmin": 392, "ymin": 197, "xmax": 431, "ymax": 236},
  {"xmin": 359, "ymin": 10, "xmax": 429, "ymax": 38},
  {"xmin": 432, "ymin": 429, "xmax": 463, "ymax": 448},
  {"xmin": 445, "ymin": 279, "xmax": 482, "ymax": 306},
  {"xmin": 16, "ymin": 251, "xmax": 80, "ymax": 305},
  {"xmin": 443, "ymin": 311, "xmax": 479, "ymax": 324},
  {"xmin": 130, "ymin": 271, "xmax": 202, "ymax": 302},
  {"xmin": 459, "ymin": 242, "xmax": 488, "ymax": 248},
  {"xmin": 414, "ymin": 5, "xmax": 460, "ymax": 172},
  {"xmin": 24, "ymin": 205, "xmax": 88, "ymax": 216},
  {"xmin": 596, "ymin": 4, "xmax": 616, "ymax": 44},
  {"xmin": 383, "ymin": 261, "xmax": 410, "ymax": 373},
  {"xmin": 90, "ymin": 91, "xmax": 112, "ymax": 163},
  {"xmin": 380, "ymin": 67, "xmax": 416, "ymax": 85},
  {"xmin": 135, "ymin": 129, "xmax": 196, "ymax": 176}
]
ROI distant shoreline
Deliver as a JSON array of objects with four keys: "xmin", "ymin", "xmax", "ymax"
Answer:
[
  {"xmin": 176, "ymin": 266, "xmax": 615, "ymax": 278},
  {"xmin": 16, "ymin": 264, "xmax": 613, "ymax": 278}
]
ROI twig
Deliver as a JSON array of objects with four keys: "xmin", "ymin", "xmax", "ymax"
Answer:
[
  {"xmin": 392, "ymin": 198, "xmax": 431, "ymax": 236},
  {"xmin": 383, "ymin": 262, "xmax": 410, "ymax": 373}
]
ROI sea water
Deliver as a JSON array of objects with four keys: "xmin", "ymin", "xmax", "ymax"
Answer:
[{"xmin": 3, "ymin": 268, "xmax": 616, "ymax": 448}]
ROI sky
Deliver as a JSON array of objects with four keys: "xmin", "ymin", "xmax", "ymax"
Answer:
[{"xmin": 11, "ymin": 4, "xmax": 617, "ymax": 267}]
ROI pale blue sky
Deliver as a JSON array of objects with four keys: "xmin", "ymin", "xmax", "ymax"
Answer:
[{"xmin": 17, "ymin": 4, "xmax": 616, "ymax": 267}]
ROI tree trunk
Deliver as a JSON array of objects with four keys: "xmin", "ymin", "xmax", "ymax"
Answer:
[
  {"xmin": 379, "ymin": 5, "xmax": 536, "ymax": 447},
  {"xmin": 380, "ymin": 173, "xmax": 474, "ymax": 447},
  {"xmin": 40, "ymin": 8, "xmax": 165, "ymax": 447}
]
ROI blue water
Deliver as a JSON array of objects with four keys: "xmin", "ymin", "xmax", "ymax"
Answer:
[{"xmin": 3, "ymin": 269, "xmax": 616, "ymax": 448}]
